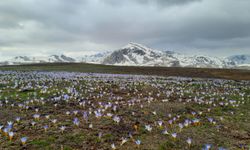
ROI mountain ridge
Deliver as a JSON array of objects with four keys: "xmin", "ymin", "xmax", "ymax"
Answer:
[{"xmin": 0, "ymin": 43, "xmax": 249, "ymax": 69}]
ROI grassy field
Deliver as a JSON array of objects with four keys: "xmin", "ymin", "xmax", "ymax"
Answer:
[
  {"xmin": 0, "ymin": 64, "xmax": 250, "ymax": 150},
  {"xmin": 0, "ymin": 63, "xmax": 250, "ymax": 80}
]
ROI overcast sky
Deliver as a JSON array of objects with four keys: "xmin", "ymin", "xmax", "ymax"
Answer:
[{"xmin": 0, "ymin": 0, "xmax": 250, "ymax": 60}]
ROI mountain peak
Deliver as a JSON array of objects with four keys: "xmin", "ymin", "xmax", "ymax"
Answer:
[{"xmin": 122, "ymin": 42, "xmax": 152, "ymax": 51}]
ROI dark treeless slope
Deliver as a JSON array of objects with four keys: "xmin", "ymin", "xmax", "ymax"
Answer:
[{"xmin": 0, "ymin": 63, "xmax": 250, "ymax": 80}]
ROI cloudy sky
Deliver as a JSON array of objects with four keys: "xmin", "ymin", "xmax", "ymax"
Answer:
[{"xmin": 0, "ymin": 0, "xmax": 250, "ymax": 60}]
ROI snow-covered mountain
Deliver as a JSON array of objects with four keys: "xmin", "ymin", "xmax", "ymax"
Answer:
[
  {"xmin": 226, "ymin": 55, "xmax": 250, "ymax": 66},
  {"xmin": 0, "ymin": 55, "xmax": 76, "ymax": 65},
  {"xmin": 0, "ymin": 43, "xmax": 249, "ymax": 68},
  {"xmin": 101, "ymin": 43, "xmax": 234, "ymax": 68},
  {"xmin": 102, "ymin": 43, "xmax": 166, "ymax": 66},
  {"xmin": 81, "ymin": 51, "xmax": 111, "ymax": 63}
]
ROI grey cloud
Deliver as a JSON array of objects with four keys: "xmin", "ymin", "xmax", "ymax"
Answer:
[
  {"xmin": 104, "ymin": 0, "xmax": 201, "ymax": 7},
  {"xmin": 136, "ymin": 0, "xmax": 202, "ymax": 5},
  {"xmin": 0, "ymin": 0, "xmax": 250, "ymax": 58}
]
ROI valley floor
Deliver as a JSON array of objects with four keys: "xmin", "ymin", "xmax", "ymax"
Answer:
[{"xmin": 0, "ymin": 62, "xmax": 250, "ymax": 80}]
